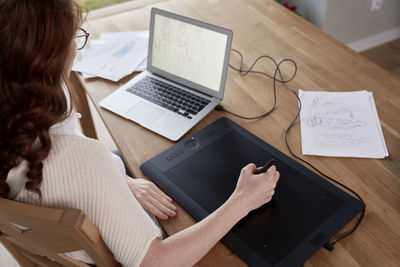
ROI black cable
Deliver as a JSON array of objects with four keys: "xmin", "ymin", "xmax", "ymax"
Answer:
[
  {"xmin": 222, "ymin": 49, "xmax": 297, "ymax": 120},
  {"xmin": 217, "ymin": 49, "xmax": 366, "ymax": 251}
]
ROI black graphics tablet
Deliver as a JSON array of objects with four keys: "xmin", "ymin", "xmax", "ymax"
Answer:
[{"xmin": 141, "ymin": 117, "xmax": 364, "ymax": 266}]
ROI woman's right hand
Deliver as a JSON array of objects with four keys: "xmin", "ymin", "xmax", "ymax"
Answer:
[{"xmin": 230, "ymin": 163, "xmax": 280, "ymax": 217}]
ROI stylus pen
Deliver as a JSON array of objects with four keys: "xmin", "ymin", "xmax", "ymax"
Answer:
[{"xmin": 255, "ymin": 159, "xmax": 275, "ymax": 174}]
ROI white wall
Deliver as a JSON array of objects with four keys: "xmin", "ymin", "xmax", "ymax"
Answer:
[
  {"xmin": 281, "ymin": 0, "xmax": 400, "ymax": 51},
  {"xmin": 324, "ymin": 0, "xmax": 400, "ymax": 50}
]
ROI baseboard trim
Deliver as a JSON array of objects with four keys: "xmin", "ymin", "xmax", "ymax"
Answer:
[{"xmin": 347, "ymin": 26, "xmax": 400, "ymax": 52}]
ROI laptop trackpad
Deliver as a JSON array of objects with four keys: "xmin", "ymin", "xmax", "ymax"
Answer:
[{"xmin": 125, "ymin": 102, "xmax": 164, "ymax": 125}]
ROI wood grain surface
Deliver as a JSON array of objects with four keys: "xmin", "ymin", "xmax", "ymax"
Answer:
[{"xmin": 77, "ymin": 0, "xmax": 400, "ymax": 266}]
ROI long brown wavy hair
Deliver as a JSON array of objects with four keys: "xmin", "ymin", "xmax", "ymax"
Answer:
[{"xmin": 0, "ymin": 1, "xmax": 83, "ymax": 199}]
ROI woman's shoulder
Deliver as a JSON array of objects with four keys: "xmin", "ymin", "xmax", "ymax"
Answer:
[{"xmin": 50, "ymin": 135, "xmax": 109, "ymax": 158}]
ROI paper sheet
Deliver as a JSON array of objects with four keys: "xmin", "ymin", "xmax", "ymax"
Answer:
[
  {"xmin": 99, "ymin": 30, "xmax": 149, "ymax": 40},
  {"xmin": 299, "ymin": 90, "xmax": 388, "ymax": 158},
  {"xmin": 72, "ymin": 31, "xmax": 149, "ymax": 81}
]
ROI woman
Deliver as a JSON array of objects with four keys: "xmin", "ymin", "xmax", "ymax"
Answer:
[{"xmin": 0, "ymin": 1, "xmax": 280, "ymax": 266}]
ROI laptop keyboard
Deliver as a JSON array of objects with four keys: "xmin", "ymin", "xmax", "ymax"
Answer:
[{"xmin": 127, "ymin": 76, "xmax": 211, "ymax": 119}]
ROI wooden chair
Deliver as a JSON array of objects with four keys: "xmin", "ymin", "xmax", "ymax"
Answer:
[
  {"xmin": 67, "ymin": 72, "xmax": 98, "ymax": 140},
  {"xmin": 0, "ymin": 197, "xmax": 120, "ymax": 267}
]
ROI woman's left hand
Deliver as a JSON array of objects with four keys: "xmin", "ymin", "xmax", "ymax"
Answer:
[{"xmin": 126, "ymin": 178, "xmax": 177, "ymax": 220}]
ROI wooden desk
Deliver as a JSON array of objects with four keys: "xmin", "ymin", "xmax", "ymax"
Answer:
[{"xmin": 76, "ymin": 0, "xmax": 400, "ymax": 265}]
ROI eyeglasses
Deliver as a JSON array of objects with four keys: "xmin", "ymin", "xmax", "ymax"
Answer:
[{"xmin": 75, "ymin": 28, "xmax": 89, "ymax": 50}]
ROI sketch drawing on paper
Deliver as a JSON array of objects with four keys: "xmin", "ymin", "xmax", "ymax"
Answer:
[
  {"xmin": 299, "ymin": 90, "xmax": 388, "ymax": 158},
  {"xmin": 305, "ymin": 99, "xmax": 367, "ymax": 135},
  {"xmin": 306, "ymin": 116, "xmax": 366, "ymax": 129},
  {"xmin": 313, "ymin": 133, "xmax": 369, "ymax": 147},
  {"xmin": 304, "ymin": 97, "xmax": 369, "ymax": 148}
]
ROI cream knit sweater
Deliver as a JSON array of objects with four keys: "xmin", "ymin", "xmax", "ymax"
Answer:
[{"xmin": 10, "ymin": 134, "xmax": 162, "ymax": 266}]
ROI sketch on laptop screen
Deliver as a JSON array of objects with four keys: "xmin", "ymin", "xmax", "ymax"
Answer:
[{"xmin": 151, "ymin": 14, "xmax": 228, "ymax": 92}]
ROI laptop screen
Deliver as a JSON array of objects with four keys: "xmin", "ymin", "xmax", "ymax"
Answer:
[{"xmin": 148, "ymin": 8, "xmax": 232, "ymax": 99}]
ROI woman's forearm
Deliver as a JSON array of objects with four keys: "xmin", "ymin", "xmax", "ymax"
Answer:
[{"xmin": 141, "ymin": 193, "xmax": 246, "ymax": 267}]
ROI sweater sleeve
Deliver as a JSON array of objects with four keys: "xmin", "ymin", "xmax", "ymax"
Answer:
[{"xmin": 31, "ymin": 136, "xmax": 162, "ymax": 266}]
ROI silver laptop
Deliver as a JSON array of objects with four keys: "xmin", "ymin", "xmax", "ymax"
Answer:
[{"xmin": 99, "ymin": 8, "xmax": 233, "ymax": 141}]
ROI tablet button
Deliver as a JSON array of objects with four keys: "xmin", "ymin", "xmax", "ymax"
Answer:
[{"xmin": 184, "ymin": 138, "xmax": 199, "ymax": 149}]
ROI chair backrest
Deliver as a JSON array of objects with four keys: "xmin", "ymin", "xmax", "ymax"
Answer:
[{"xmin": 0, "ymin": 197, "xmax": 120, "ymax": 267}]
